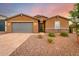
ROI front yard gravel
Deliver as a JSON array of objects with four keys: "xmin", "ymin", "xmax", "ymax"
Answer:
[{"xmin": 10, "ymin": 33, "xmax": 79, "ymax": 56}]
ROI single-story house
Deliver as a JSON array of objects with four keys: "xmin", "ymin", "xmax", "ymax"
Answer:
[
  {"xmin": 45, "ymin": 15, "xmax": 69, "ymax": 32},
  {"xmin": 5, "ymin": 14, "xmax": 38, "ymax": 33},
  {"xmin": 5, "ymin": 14, "xmax": 69, "ymax": 33}
]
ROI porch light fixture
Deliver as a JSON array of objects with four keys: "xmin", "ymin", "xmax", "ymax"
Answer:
[
  {"xmin": 34, "ymin": 22, "xmax": 37, "ymax": 25},
  {"xmin": 7, "ymin": 23, "xmax": 10, "ymax": 26}
]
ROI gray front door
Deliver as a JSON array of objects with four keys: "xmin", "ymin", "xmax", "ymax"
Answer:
[{"xmin": 12, "ymin": 22, "xmax": 33, "ymax": 33}]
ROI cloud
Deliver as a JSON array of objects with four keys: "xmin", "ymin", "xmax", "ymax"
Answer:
[{"xmin": 31, "ymin": 3, "xmax": 74, "ymax": 17}]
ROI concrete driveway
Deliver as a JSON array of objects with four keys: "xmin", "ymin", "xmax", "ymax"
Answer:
[{"xmin": 0, "ymin": 33, "xmax": 32, "ymax": 56}]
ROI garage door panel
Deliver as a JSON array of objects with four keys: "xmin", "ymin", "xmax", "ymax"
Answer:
[{"xmin": 12, "ymin": 23, "xmax": 33, "ymax": 33}]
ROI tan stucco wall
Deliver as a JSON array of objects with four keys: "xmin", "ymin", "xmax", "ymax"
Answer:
[
  {"xmin": 45, "ymin": 17, "xmax": 69, "ymax": 32},
  {"xmin": 6, "ymin": 15, "xmax": 38, "ymax": 33}
]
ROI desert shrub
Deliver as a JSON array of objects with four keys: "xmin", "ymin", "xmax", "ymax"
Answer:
[
  {"xmin": 38, "ymin": 34, "xmax": 43, "ymax": 39},
  {"xmin": 48, "ymin": 37, "xmax": 53, "ymax": 43},
  {"xmin": 48, "ymin": 37, "xmax": 55, "ymax": 43},
  {"xmin": 60, "ymin": 32, "xmax": 68, "ymax": 37},
  {"xmin": 48, "ymin": 32, "xmax": 55, "ymax": 37}
]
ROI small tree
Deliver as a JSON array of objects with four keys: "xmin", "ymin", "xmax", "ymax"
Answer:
[
  {"xmin": 69, "ymin": 3, "xmax": 79, "ymax": 43},
  {"xmin": 70, "ymin": 3, "xmax": 79, "ymax": 33}
]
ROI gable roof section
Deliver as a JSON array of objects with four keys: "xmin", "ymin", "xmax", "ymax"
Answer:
[
  {"xmin": 48, "ymin": 15, "xmax": 69, "ymax": 21},
  {"xmin": 34, "ymin": 15, "xmax": 48, "ymax": 21},
  {"xmin": 34, "ymin": 15, "xmax": 48, "ymax": 18},
  {"xmin": 6, "ymin": 13, "xmax": 38, "ymax": 21}
]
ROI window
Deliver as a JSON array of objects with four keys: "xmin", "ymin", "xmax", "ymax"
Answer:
[{"xmin": 54, "ymin": 21, "xmax": 60, "ymax": 29}]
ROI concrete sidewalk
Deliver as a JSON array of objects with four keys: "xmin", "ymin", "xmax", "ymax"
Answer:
[{"xmin": 0, "ymin": 33, "xmax": 31, "ymax": 56}]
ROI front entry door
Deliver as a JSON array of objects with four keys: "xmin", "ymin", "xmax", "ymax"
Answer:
[{"xmin": 39, "ymin": 23, "xmax": 44, "ymax": 32}]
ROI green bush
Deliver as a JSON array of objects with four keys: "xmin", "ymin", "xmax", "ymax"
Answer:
[
  {"xmin": 48, "ymin": 37, "xmax": 55, "ymax": 43},
  {"xmin": 48, "ymin": 32, "xmax": 55, "ymax": 37},
  {"xmin": 60, "ymin": 32, "xmax": 68, "ymax": 37},
  {"xmin": 48, "ymin": 37, "xmax": 53, "ymax": 43}
]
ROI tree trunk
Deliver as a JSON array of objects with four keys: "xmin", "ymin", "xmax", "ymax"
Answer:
[
  {"xmin": 77, "ymin": 35, "xmax": 79, "ymax": 44},
  {"xmin": 76, "ymin": 23, "xmax": 79, "ymax": 44}
]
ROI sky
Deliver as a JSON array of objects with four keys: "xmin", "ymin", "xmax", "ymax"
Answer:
[{"xmin": 0, "ymin": 3, "xmax": 74, "ymax": 17}]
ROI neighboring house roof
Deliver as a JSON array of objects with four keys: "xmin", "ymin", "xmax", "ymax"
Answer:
[
  {"xmin": 0, "ymin": 15, "xmax": 7, "ymax": 20},
  {"xmin": 48, "ymin": 15, "xmax": 69, "ymax": 21},
  {"xmin": 34, "ymin": 15, "xmax": 48, "ymax": 21},
  {"xmin": 6, "ymin": 13, "xmax": 38, "ymax": 21}
]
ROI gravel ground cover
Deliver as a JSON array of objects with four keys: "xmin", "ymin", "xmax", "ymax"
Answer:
[{"xmin": 10, "ymin": 33, "xmax": 79, "ymax": 56}]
